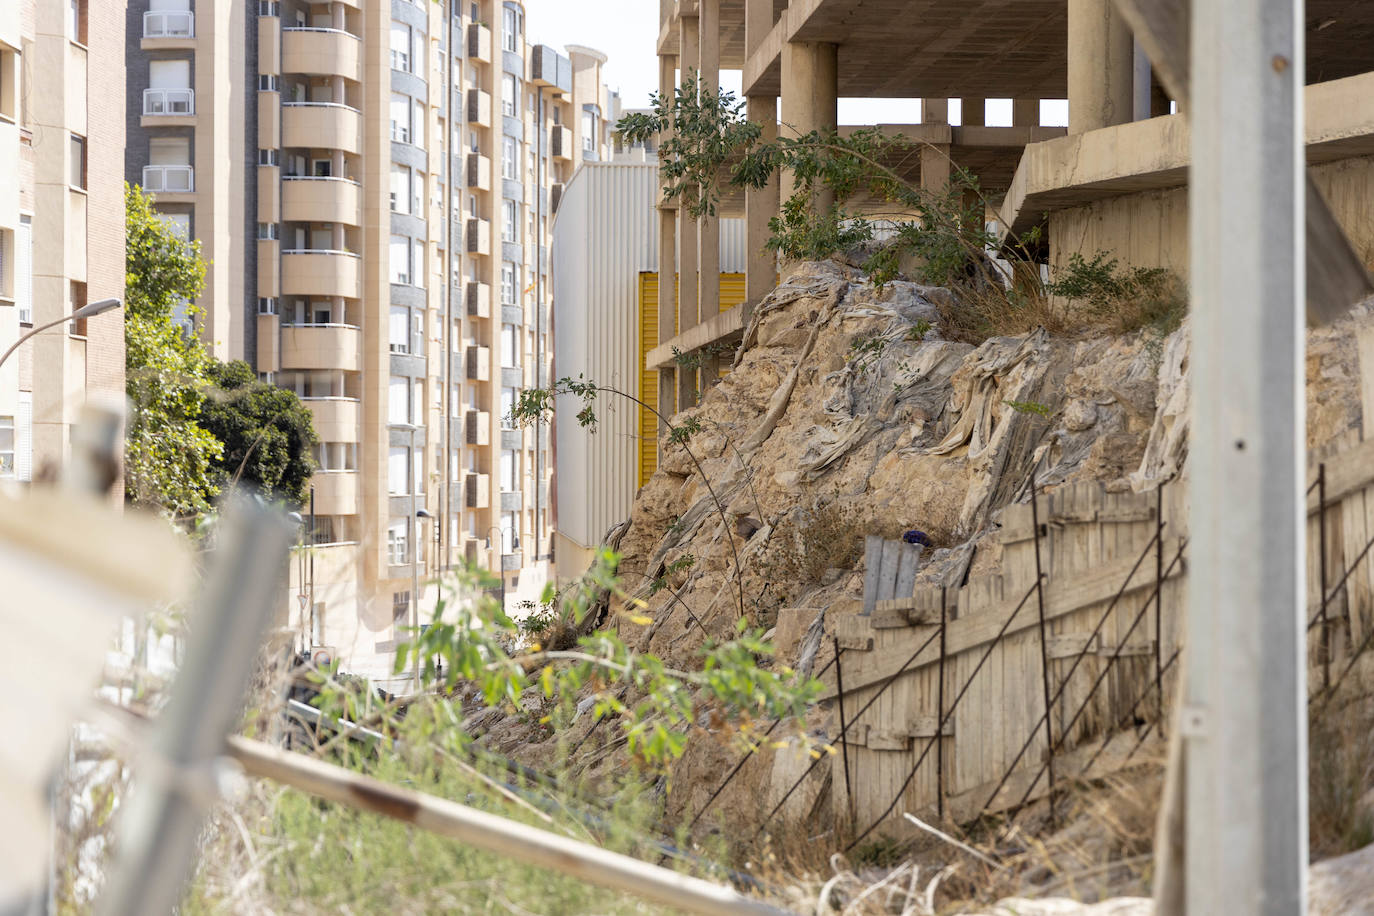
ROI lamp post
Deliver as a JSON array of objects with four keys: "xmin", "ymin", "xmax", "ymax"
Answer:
[
  {"xmin": 484, "ymin": 525, "xmax": 519, "ymax": 614},
  {"xmin": 0, "ymin": 298, "xmax": 122, "ymax": 370},
  {"xmin": 412, "ymin": 507, "xmax": 432, "ymax": 693}
]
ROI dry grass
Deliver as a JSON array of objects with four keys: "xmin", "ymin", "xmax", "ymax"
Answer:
[{"xmin": 1309, "ymin": 668, "xmax": 1374, "ymax": 859}]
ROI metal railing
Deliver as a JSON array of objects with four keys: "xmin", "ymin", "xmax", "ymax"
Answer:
[
  {"xmin": 143, "ymin": 88, "xmax": 194, "ymax": 116},
  {"xmin": 141, "ymin": 165, "xmax": 193, "ymax": 193},
  {"xmin": 143, "ymin": 9, "xmax": 194, "ymax": 38}
]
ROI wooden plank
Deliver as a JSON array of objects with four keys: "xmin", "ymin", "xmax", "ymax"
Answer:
[
  {"xmin": 1047, "ymin": 633, "xmax": 1099, "ymax": 659},
  {"xmin": 818, "ymin": 538, "xmax": 1186, "ymax": 698},
  {"xmin": 1100, "ymin": 639, "xmax": 1156, "ymax": 658},
  {"xmin": 866, "ymin": 729, "xmax": 911, "ymax": 752},
  {"xmin": 894, "ymin": 543, "xmax": 923, "ymax": 599},
  {"xmin": 862, "ymin": 534, "xmax": 884, "ymax": 614},
  {"xmin": 1307, "ymin": 437, "xmax": 1374, "ymax": 511},
  {"xmin": 907, "ymin": 714, "xmax": 954, "ymax": 738},
  {"xmin": 834, "ymin": 613, "xmax": 875, "ymax": 652},
  {"xmin": 877, "ymin": 540, "xmax": 903, "ymax": 603}
]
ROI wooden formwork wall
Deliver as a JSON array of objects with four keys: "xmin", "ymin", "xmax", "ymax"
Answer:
[{"xmin": 804, "ymin": 441, "xmax": 1374, "ymax": 839}]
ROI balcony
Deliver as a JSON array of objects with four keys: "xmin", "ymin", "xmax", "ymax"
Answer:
[
  {"xmin": 142, "ymin": 88, "xmax": 194, "ymax": 124},
  {"xmin": 466, "ymin": 345, "xmax": 490, "ymax": 381},
  {"xmin": 142, "ymin": 10, "xmax": 194, "ymax": 46},
  {"xmin": 281, "ymin": 249, "xmax": 360, "ymax": 298},
  {"xmin": 466, "ymin": 153, "xmax": 492, "ymax": 191},
  {"xmin": 467, "ymin": 23, "xmax": 492, "ymax": 62},
  {"xmin": 466, "ymin": 281, "xmax": 491, "ymax": 318},
  {"xmin": 466, "ymin": 89, "xmax": 492, "ymax": 127},
  {"xmin": 551, "ymin": 125, "xmax": 573, "ymax": 162},
  {"xmin": 281, "ymin": 176, "xmax": 361, "ymax": 225},
  {"xmin": 501, "ymin": 551, "xmax": 522, "ymax": 572},
  {"xmin": 311, "ymin": 471, "xmax": 359, "ymax": 516},
  {"xmin": 305, "ymin": 398, "xmax": 361, "ymax": 442},
  {"xmin": 465, "ymin": 410, "xmax": 490, "ymax": 446},
  {"xmin": 141, "ymin": 165, "xmax": 194, "ymax": 194},
  {"xmin": 500, "ymin": 490, "xmax": 522, "ymax": 512},
  {"xmin": 465, "ymin": 473, "xmax": 490, "ymax": 509},
  {"xmin": 280, "ymin": 324, "xmax": 362, "ymax": 372},
  {"xmin": 282, "ymin": 102, "xmax": 361, "ymax": 155},
  {"xmin": 282, "ymin": 27, "xmax": 362, "ymax": 81},
  {"xmin": 465, "ymin": 218, "xmax": 490, "ymax": 256}
]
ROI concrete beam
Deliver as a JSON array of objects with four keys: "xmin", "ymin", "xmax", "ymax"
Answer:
[{"xmin": 645, "ymin": 302, "xmax": 749, "ymax": 372}]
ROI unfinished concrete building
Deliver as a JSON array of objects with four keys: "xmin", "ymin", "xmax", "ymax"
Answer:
[{"xmin": 651, "ymin": 0, "xmax": 1374, "ymax": 419}]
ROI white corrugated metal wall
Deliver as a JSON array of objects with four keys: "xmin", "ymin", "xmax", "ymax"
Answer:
[{"xmin": 551, "ymin": 160, "xmax": 744, "ymax": 551}]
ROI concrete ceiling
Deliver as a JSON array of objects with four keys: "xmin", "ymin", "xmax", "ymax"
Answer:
[{"xmin": 659, "ymin": 1, "xmax": 1374, "ymax": 101}]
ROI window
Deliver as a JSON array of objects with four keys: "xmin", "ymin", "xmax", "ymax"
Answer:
[
  {"xmin": 388, "ymin": 526, "xmax": 410, "ymax": 567},
  {"xmin": 390, "ymin": 164, "xmax": 414, "ymax": 214},
  {"xmin": 69, "ymin": 0, "xmax": 86, "ymax": 43},
  {"xmin": 390, "ymin": 234, "xmax": 411, "ymax": 284},
  {"xmin": 258, "ymin": 0, "xmax": 280, "ymax": 16},
  {"xmin": 502, "ymin": 74, "xmax": 517, "ymax": 117},
  {"xmin": 389, "ymin": 306, "xmax": 410, "ymax": 353},
  {"xmin": 312, "ymin": 159, "xmax": 331, "ymax": 178},
  {"xmin": 500, "ymin": 386, "xmax": 518, "ymax": 428},
  {"xmin": 0, "ymin": 417, "xmax": 12, "ymax": 478},
  {"xmin": 257, "ymin": 222, "xmax": 278, "ymax": 240},
  {"xmin": 582, "ymin": 111, "xmax": 595, "ymax": 152},
  {"xmin": 412, "ymin": 99, "xmax": 425, "ymax": 146},
  {"xmin": 502, "ymin": 199, "xmax": 517, "ymax": 243},
  {"xmin": 257, "ymin": 75, "xmax": 279, "ymax": 92},
  {"xmin": 501, "ymin": 324, "xmax": 519, "ymax": 367},
  {"xmin": 313, "ymin": 443, "xmax": 358, "ymax": 472},
  {"xmin": 500, "ymin": 261, "xmax": 516, "ymax": 304},
  {"xmin": 257, "ymin": 148, "xmax": 279, "ymax": 166},
  {"xmin": 16, "ymin": 215, "xmax": 31, "ymax": 324},
  {"xmin": 258, "ymin": 297, "xmax": 278, "ymax": 315},
  {"xmin": 390, "ymin": 93, "xmax": 411, "ymax": 142},
  {"xmin": 502, "ymin": 6, "xmax": 520, "ymax": 53},
  {"xmin": 500, "ymin": 449, "xmax": 518, "ymax": 491},
  {"xmin": 391, "ymin": 588, "xmax": 410, "ymax": 621},
  {"xmin": 390, "ymin": 21, "xmax": 413, "ymax": 73},
  {"xmin": 69, "ymin": 134, "xmax": 86, "ymax": 189},
  {"xmin": 389, "ymin": 376, "xmax": 411, "ymax": 425},
  {"xmin": 388, "ymin": 447, "xmax": 409, "ymax": 494},
  {"xmin": 501, "ymin": 137, "xmax": 517, "ymax": 179},
  {"xmin": 414, "ymin": 445, "xmax": 425, "ymax": 494}
]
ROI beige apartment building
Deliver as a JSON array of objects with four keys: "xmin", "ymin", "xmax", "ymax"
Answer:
[
  {"xmin": 0, "ymin": 0, "xmax": 126, "ymax": 490},
  {"xmin": 125, "ymin": 0, "xmax": 615, "ymax": 687}
]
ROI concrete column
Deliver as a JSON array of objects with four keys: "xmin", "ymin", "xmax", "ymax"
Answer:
[
  {"xmin": 1012, "ymin": 98, "xmax": 1039, "ymax": 127},
  {"xmin": 920, "ymin": 144, "xmax": 951, "ymax": 193},
  {"xmin": 698, "ymin": 0, "xmax": 720, "ymax": 341},
  {"xmin": 1066, "ymin": 0, "xmax": 1134, "ymax": 134},
  {"xmin": 676, "ymin": 17, "xmax": 701, "ymax": 408},
  {"xmin": 960, "ymin": 98, "xmax": 985, "ymax": 126},
  {"xmin": 745, "ymin": 94, "xmax": 779, "ymax": 307},
  {"xmin": 921, "ymin": 98, "xmax": 948, "ymax": 124},
  {"xmin": 657, "ymin": 206, "xmax": 677, "ymax": 428},
  {"xmin": 779, "ymin": 41, "xmax": 838, "ymax": 209}
]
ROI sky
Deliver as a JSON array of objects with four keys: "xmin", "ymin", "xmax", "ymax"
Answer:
[{"xmin": 520, "ymin": 0, "xmax": 1069, "ymax": 126}]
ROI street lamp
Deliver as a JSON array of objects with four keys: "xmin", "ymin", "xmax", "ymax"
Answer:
[
  {"xmin": 0, "ymin": 298, "xmax": 122, "ymax": 370},
  {"xmin": 411, "ymin": 507, "xmax": 432, "ymax": 692},
  {"xmin": 484, "ymin": 525, "xmax": 520, "ymax": 614}
]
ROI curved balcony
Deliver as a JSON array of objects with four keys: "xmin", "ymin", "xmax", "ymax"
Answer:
[
  {"xmin": 310, "ymin": 471, "xmax": 359, "ymax": 516},
  {"xmin": 282, "ymin": 102, "xmax": 361, "ymax": 155},
  {"xmin": 282, "ymin": 27, "xmax": 362, "ymax": 81},
  {"xmin": 281, "ymin": 176, "xmax": 361, "ymax": 225},
  {"xmin": 281, "ymin": 324, "xmax": 362, "ymax": 372},
  {"xmin": 281, "ymin": 249, "xmax": 360, "ymax": 298},
  {"xmin": 304, "ymin": 397, "xmax": 360, "ymax": 442}
]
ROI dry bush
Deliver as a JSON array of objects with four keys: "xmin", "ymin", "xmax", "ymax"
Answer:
[
  {"xmin": 760, "ymin": 495, "xmax": 867, "ymax": 600},
  {"xmin": 1309, "ymin": 673, "xmax": 1374, "ymax": 859}
]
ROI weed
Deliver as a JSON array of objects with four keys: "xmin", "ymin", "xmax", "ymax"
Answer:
[
  {"xmin": 1048, "ymin": 251, "xmax": 1187, "ymax": 339},
  {"xmin": 1004, "ymin": 399, "xmax": 1054, "ymax": 418}
]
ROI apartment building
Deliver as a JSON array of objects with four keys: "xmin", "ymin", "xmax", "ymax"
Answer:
[
  {"xmin": 0, "ymin": 0, "xmax": 126, "ymax": 491},
  {"xmin": 124, "ymin": 0, "xmax": 614, "ymax": 688}
]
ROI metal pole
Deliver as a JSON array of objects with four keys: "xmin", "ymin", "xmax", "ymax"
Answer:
[
  {"xmin": 1318, "ymin": 463, "xmax": 1329, "ymax": 691},
  {"xmin": 936, "ymin": 586, "xmax": 947, "ymax": 821},
  {"xmin": 1186, "ymin": 0, "xmax": 1307, "ymax": 911},
  {"xmin": 1029, "ymin": 476, "xmax": 1056, "ymax": 829},
  {"xmin": 832, "ymin": 638, "xmax": 854, "ymax": 825},
  {"xmin": 1155, "ymin": 481, "xmax": 1165, "ymax": 733},
  {"xmin": 98, "ymin": 500, "xmax": 296, "ymax": 916}
]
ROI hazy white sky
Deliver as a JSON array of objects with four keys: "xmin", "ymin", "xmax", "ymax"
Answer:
[{"xmin": 520, "ymin": 0, "xmax": 1069, "ymax": 126}]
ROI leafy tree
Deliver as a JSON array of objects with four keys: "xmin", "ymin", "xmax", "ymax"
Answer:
[
  {"xmin": 200, "ymin": 359, "xmax": 318, "ymax": 506},
  {"xmin": 124, "ymin": 182, "xmax": 222, "ymax": 518}
]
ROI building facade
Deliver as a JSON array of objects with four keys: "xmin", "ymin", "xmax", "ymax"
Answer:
[
  {"xmin": 124, "ymin": 0, "xmax": 615, "ymax": 688},
  {"xmin": 0, "ymin": 0, "xmax": 126, "ymax": 491}
]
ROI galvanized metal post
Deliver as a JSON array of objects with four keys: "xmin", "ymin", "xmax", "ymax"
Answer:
[
  {"xmin": 1186, "ymin": 0, "xmax": 1308, "ymax": 912},
  {"xmin": 98, "ymin": 500, "xmax": 296, "ymax": 916},
  {"xmin": 1318, "ymin": 463, "xmax": 1329, "ymax": 690}
]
